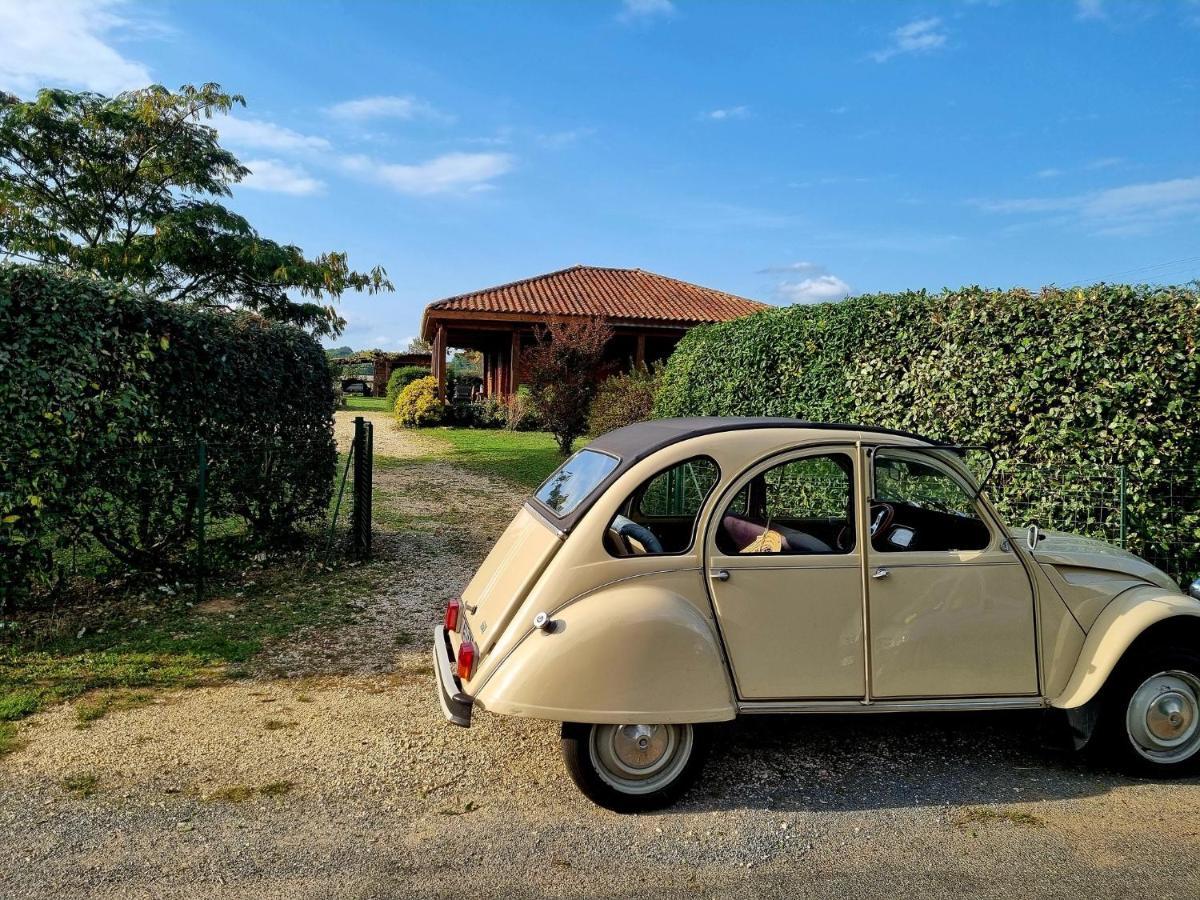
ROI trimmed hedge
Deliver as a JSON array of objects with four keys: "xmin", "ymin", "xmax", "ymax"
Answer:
[
  {"xmin": 1, "ymin": 265, "xmax": 336, "ymax": 604},
  {"xmin": 655, "ymin": 285, "xmax": 1200, "ymax": 580},
  {"xmin": 385, "ymin": 365, "xmax": 430, "ymax": 408}
]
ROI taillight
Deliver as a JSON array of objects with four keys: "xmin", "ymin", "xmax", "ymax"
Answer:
[
  {"xmin": 444, "ymin": 598, "xmax": 461, "ymax": 632},
  {"xmin": 456, "ymin": 640, "xmax": 476, "ymax": 681}
]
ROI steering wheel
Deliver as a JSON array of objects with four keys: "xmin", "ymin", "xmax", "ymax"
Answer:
[
  {"xmin": 835, "ymin": 501, "xmax": 896, "ymax": 551},
  {"xmin": 609, "ymin": 515, "xmax": 664, "ymax": 555}
]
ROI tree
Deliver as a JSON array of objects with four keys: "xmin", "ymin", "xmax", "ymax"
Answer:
[
  {"xmin": 0, "ymin": 84, "xmax": 391, "ymax": 336},
  {"xmin": 522, "ymin": 317, "xmax": 613, "ymax": 454},
  {"xmin": 406, "ymin": 337, "xmax": 432, "ymax": 353}
]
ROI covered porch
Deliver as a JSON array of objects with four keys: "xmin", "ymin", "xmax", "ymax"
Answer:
[{"xmin": 425, "ymin": 311, "xmax": 684, "ymax": 401}]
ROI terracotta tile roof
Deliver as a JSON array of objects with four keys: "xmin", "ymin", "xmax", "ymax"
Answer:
[{"xmin": 423, "ymin": 265, "xmax": 769, "ymax": 326}]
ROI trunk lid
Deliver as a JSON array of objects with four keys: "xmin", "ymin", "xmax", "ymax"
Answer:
[{"xmin": 462, "ymin": 504, "xmax": 563, "ymax": 655}]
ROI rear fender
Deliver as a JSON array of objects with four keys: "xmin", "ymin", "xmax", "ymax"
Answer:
[
  {"xmin": 473, "ymin": 581, "xmax": 736, "ymax": 724},
  {"xmin": 1051, "ymin": 586, "xmax": 1200, "ymax": 709}
]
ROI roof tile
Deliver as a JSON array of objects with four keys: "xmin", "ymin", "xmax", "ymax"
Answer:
[{"xmin": 425, "ymin": 265, "xmax": 769, "ymax": 325}]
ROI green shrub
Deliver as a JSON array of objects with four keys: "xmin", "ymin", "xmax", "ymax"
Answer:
[
  {"xmin": 386, "ymin": 366, "xmax": 430, "ymax": 407},
  {"xmin": 655, "ymin": 284, "xmax": 1200, "ymax": 581},
  {"xmin": 588, "ymin": 362, "xmax": 663, "ymax": 437},
  {"xmin": 393, "ymin": 376, "xmax": 444, "ymax": 428},
  {"xmin": 0, "ymin": 265, "xmax": 336, "ymax": 604}
]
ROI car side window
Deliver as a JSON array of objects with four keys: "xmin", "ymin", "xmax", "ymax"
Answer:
[
  {"xmin": 717, "ymin": 453, "xmax": 855, "ymax": 555},
  {"xmin": 872, "ymin": 453, "xmax": 990, "ymax": 552},
  {"xmin": 606, "ymin": 457, "xmax": 719, "ymax": 557}
]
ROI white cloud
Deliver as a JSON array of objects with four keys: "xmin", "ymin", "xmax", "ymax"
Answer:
[
  {"xmin": 778, "ymin": 274, "xmax": 852, "ymax": 304},
  {"xmin": 871, "ymin": 18, "xmax": 948, "ymax": 63},
  {"xmin": 758, "ymin": 261, "xmax": 824, "ymax": 274},
  {"xmin": 0, "ymin": 0, "xmax": 151, "ymax": 95},
  {"xmin": 1036, "ymin": 168, "xmax": 1064, "ymax": 179},
  {"xmin": 536, "ymin": 127, "xmax": 595, "ymax": 149},
  {"xmin": 342, "ymin": 151, "xmax": 514, "ymax": 195},
  {"xmin": 978, "ymin": 175, "xmax": 1200, "ymax": 234},
  {"xmin": 217, "ymin": 117, "xmax": 330, "ymax": 153},
  {"xmin": 326, "ymin": 95, "xmax": 449, "ymax": 123},
  {"xmin": 239, "ymin": 159, "xmax": 324, "ymax": 195},
  {"xmin": 618, "ymin": 0, "xmax": 675, "ymax": 22},
  {"xmin": 1086, "ymin": 156, "xmax": 1123, "ymax": 170},
  {"xmin": 702, "ymin": 105, "xmax": 751, "ymax": 121},
  {"xmin": 1076, "ymin": 0, "xmax": 1106, "ymax": 20}
]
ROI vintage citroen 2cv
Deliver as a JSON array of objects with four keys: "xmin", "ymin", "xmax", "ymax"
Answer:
[{"xmin": 434, "ymin": 418, "xmax": 1200, "ymax": 811}]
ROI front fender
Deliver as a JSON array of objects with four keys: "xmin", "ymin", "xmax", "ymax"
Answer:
[
  {"xmin": 473, "ymin": 581, "xmax": 737, "ymax": 724},
  {"xmin": 1051, "ymin": 586, "xmax": 1200, "ymax": 709}
]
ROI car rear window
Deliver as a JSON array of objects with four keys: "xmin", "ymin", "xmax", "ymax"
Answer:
[{"xmin": 534, "ymin": 449, "xmax": 620, "ymax": 517}]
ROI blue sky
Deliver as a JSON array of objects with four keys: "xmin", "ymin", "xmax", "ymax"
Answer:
[{"xmin": 1, "ymin": 0, "xmax": 1198, "ymax": 350}]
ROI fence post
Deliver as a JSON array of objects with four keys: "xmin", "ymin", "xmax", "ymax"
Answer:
[
  {"xmin": 1118, "ymin": 462, "xmax": 1128, "ymax": 550},
  {"xmin": 196, "ymin": 439, "xmax": 207, "ymax": 600},
  {"xmin": 352, "ymin": 416, "xmax": 373, "ymax": 560}
]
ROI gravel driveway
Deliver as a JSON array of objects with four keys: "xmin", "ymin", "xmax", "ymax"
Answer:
[{"xmin": 3, "ymin": 412, "xmax": 1199, "ymax": 899}]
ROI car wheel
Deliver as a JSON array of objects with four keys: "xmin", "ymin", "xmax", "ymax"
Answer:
[
  {"xmin": 1100, "ymin": 647, "xmax": 1200, "ymax": 777},
  {"xmin": 561, "ymin": 722, "xmax": 706, "ymax": 812}
]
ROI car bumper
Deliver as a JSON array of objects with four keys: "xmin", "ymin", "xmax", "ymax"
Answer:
[{"xmin": 433, "ymin": 625, "xmax": 473, "ymax": 727}]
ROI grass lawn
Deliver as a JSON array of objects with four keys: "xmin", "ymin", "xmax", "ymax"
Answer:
[
  {"xmin": 421, "ymin": 428, "xmax": 569, "ymax": 490},
  {"xmin": 343, "ymin": 396, "xmax": 391, "ymax": 412},
  {"xmin": 0, "ymin": 556, "xmax": 373, "ymax": 751}
]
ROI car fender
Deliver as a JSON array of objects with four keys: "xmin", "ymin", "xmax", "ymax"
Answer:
[
  {"xmin": 1050, "ymin": 585, "xmax": 1200, "ymax": 709},
  {"xmin": 473, "ymin": 581, "xmax": 737, "ymax": 724}
]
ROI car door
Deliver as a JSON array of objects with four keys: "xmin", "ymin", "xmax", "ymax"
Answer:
[
  {"xmin": 865, "ymin": 448, "xmax": 1038, "ymax": 698},
  {"xmin": 706, "ymin": 446, "xmax": 866, "ymax": 699}
]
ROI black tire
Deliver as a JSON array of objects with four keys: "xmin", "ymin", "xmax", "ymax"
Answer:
[
  {"xmin": 561, "ymin": 722, "xmax": 707, "ymax": 813},
  {"xmin": 1097, "ymin": 646, "xmax": 1200, "ymax": 778}
]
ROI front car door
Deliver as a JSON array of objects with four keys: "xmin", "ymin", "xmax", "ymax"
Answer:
[
  {"xmin": 706, "ymin": 446, "xmax": 866, "ymax": 699},
  {"xmin": 865, "ymin": 448, "xmax": 1039, "ymax": 699}
]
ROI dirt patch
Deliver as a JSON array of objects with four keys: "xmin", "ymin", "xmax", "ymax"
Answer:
[{"xmin": 333, "ymin": 409, "xmax": 441, "ymax": 458}]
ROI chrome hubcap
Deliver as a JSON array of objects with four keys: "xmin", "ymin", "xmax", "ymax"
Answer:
[
  {"xmin": 1126, "ymin": 670, "xmax": 1200, "ymax": 764},
  {"xmin": 589, "ymin": 724, "xmax": 693, "ymax": 795}
]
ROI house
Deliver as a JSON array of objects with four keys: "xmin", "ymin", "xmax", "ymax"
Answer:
[{"xmin": 418, "ymin": 265, "xmax": 769, "ymax": 400}]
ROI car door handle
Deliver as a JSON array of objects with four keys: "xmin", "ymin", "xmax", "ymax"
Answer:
[
  {"xmin": 872, "ymin": 567, "xmax": 890, "ymax": 579},
  {"xmin": 710, "ymin": 569, "xmax": 730, "ymax": 582}
]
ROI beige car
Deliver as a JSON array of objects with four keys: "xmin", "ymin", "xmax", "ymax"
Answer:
[{"xmin": 434, "ymin": 418, "xmax": 1200, "ymax": 811}]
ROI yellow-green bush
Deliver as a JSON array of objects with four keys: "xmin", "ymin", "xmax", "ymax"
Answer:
[{"xmin": 393, "ymin": 376, "xmax": 444, "ymax": 428}]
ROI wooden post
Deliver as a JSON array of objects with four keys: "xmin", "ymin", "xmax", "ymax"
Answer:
[
  {"xmin": 433, "ymin": 324, "xmax": 447, "ymax": 401},
  {"xmin": 509, "ymin": 329, "xmax": 521, "ymax": 395},
  {"xmin": 635, "ymin": 333, "xmax": 646, "ymax": 367}
]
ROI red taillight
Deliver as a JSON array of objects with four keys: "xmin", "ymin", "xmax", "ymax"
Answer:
[
  {"xmin": 456, "ymin": 640, "xmax": 476, "ymax": 681},
  {"xmin": 444, "ymin": 598, "xmax": 461, "ymax": 632}
]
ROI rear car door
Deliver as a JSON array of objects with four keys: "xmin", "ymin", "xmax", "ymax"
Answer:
[
  {"xmin": 706, "ymin": 447, "xmax": 866, "ymax": 699},
  {"xmin": 864, "ymin": 449, "xmax": 1038, "ymax": 698}
]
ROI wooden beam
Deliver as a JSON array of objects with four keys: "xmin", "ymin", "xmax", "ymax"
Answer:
[
  {"xmin": 508, "ymin": 329, "xmax": 521, "ymax": 395},
  {"xmin": 635, "ymin": 333, "xmax": 646, "ymax": 367},
  {"xmin": 433, "ymin": 324, "xmax": 447, "ymax": 402}
]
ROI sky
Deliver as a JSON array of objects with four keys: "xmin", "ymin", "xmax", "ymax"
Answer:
[{"xmin": 1, "ymin": 0, "xmax": 1198, "ymax": 351}]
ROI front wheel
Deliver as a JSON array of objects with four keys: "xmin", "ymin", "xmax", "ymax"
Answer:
[
  {"xmin": 1100, "ymin": 648, "xmax": 1200, "ymax": 777},
  {"xmin": 561, "ymin": 722, "xmax": 706, "ymax": 812}
]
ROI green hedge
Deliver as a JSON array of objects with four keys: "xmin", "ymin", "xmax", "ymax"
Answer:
[
  {"xmin": 655, "ymin": 285, "xmax": 1200, "ymax": 580},
  {"xmin": 0, "ymin": 266, "xmax": 336, "ymax": 604}
]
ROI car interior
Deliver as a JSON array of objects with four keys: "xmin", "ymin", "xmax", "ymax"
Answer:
[{"xmin": 606, "ymin": 452, "xmax": 991, "ymax": 557}]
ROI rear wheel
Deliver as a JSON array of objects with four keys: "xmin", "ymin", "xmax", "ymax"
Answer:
[
  {"xmin": 1099, "ymin": 648, "xmax": 1200, "ymax": 777},
  {"xmin": 561, "ymin": 722, "xmax": 706, "ymax": 812}
]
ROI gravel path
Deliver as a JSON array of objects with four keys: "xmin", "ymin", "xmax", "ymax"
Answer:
[{"xmin": 3, "ymin": 412, "xmax": 1200, "ymax": 898}]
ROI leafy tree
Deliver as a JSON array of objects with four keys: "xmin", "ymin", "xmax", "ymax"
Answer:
[
  {"xmin": 406, "ymin": 337, "xmax": 432, "ymax": 353},
  {"xmin": 522, "ymin": 317, "xmax": 613, "ymax": 454},
  {"xmin": 0, "ymin": 83, "xmax": 391, "ymax": 336}
]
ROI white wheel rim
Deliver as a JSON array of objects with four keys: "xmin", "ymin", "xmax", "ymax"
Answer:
[
  {"xmin": 588, "ymin": 724, "xmax": 693, "ymax": 795},
  {"xmin": 1126, "ymin": 670, "xmax": 1200, "ymax": 764}
]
